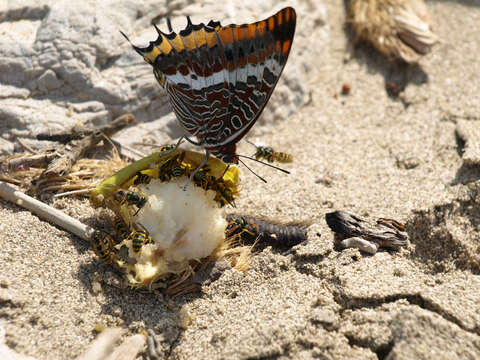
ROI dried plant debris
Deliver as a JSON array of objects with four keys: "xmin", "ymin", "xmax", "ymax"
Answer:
[
  {"xmin": 325, "ymin": 210, "xmax": 409, "ymax": 254},
  {"xmin": 225, "ymin": 214, "xmax": 309, "ymax": 249},
  {"xmin": 0, "ymin": 150, "xmax": 129, "ymax": 198},
  {"xmin": 0, "ymin": 115, "xmax": 133, "ymax": 198},
  {"xmin": 348, "ymin": 0, "xmax": 439, "ymax": 63}
]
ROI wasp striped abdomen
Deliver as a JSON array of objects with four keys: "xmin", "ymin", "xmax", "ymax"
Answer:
[
  {"xmin": 130, "ymin": 231, "xmax": 153, "ymax": 253},
  {"xmin": 133, "ymin": 171, "xmax": 152, "ymax": 186},
  {"xmin": 91, "ymin": 230, "xmax": 117, "ymax": 264}
]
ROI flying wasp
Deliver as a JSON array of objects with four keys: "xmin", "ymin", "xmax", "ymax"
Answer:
[
  {"xmin": 129, "ymin": 230, "xmax": 153, "ymax": 253},
  {"xmin": 113, "ymin": 190, "xmax": 148, "ymax": 216},
  {"xmin": 90, "ymin": 230, "xmax": 117, "ymax": 264},
  {"xmin": 246, "ymin": 140, "xmax": 293, "ymax": 163}
]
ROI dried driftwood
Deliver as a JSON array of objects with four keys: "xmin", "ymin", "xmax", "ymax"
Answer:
[
  {"xmin": 42, "ymin": 114, "xmax": 134, "ymax": 177},
  {"xmin": 347, "ymin": 0, "xmax": 439, "ymax": 63},
  {"xmin": 325, "ymin": 210, "xmax": 408, "ymax": 254}
]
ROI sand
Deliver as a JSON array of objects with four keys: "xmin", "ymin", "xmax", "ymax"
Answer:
[{"xmin": 1, "ymin": 1, "xmax": 480, "ymax": 359}]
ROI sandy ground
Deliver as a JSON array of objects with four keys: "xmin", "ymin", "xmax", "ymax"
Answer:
[{"xmin": 1, "ymin": 1, "xmax": 480, "ymax": 359}]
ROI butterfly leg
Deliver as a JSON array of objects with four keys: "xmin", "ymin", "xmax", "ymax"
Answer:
[
  {"xmin": 184, "ymin": 136, "xmax": 203, "ymax": 146},
  {"xmin": 184, "ymin": 150, "xmax": 210, "ymax": 190}
]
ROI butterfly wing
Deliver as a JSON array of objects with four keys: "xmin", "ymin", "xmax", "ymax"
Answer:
[{"xmin": 127, "ymin": 7, "xmax": 296, "ymax": 154}]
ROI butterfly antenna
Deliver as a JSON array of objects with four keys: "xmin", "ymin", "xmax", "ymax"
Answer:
[
  {"xmin": 245, "ymin": 139, "xmax": 258, "ymax": 148},
  {"xmin": 237, "ymin": 158, "xmax": 267, "ymax": 183},
  {"xmin": 237, "ymin": 155, "xmax": 290, "ymax": 174}
]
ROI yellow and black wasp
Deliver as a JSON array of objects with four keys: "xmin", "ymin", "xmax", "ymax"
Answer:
[
  {"xmin": 113, "ymin": 189, "xmax": 148, "ymax": 216},
  {"xmin": 217, "ymin": 186, "xmax": 236, "ymax": 207},
  {"xmin": 206, "ymin": 175, "xmax": 236, "ymax": 207},
  {"xmin": 157, "ymin": 152, "xmax": 187, "ymax": 182},
  {"xmin": 129, "ymin": 230, "xmax": 153, "ymax": 253},
  {"xmin": 246, "ymin": 140, "xmax": 293, "ymax": 163},
  {"xmin": 159, "ymin": 143, "xmax": 176, "ymax": 152},
  {"xmin": 90, "ymin": 230, "xmax": 117, "ymax": 264},
  {"xmin": 113, "ymin": 216, "xmax": 131, "ymax": 241},
  {"xmin": 225, "ymin": 214, "xmax": 308, "ymax": 248},
  {"xmin": 192, "ymin": 167, "xmax": 210, "ymax": 189},
  {"xmin": 133, "ymin": 171, "xmax": 152, "ymax": 186}
]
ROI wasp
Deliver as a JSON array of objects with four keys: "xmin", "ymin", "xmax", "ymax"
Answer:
[
  {"xmin": 170, "ymin": 164, "xmax": 186, "ymax": 178},
  {"xmin": 129, "ymin": 230, "xmax": 153, "ymax": 252},
  {"xmin": 160, "ymin": 144, "xmax": 176, "ymax": 152},
  {"xmin": 90, "ymin": 230, "xmax": 117, "ymax": 264},
  {"xmin": 246, "ymin": 140, "xmax": 293, "ymax": 163},
  {"xmin": 133, "ymin": 171, "xmax": 151, "ymax": 186},
  {"xmin": 206, "ymin": 175, "xmax": 236, "ymax": 207},
  {"xmin": 225, "ymin": 214, "xmax": 308, "ymax": 248},
  {"xmin": 114, "ymin": 190, "xmax": 148, "ymax": 216},
  {"xmin": 157, "ymin": 152, "xmax": 187, "ymax": 182},
  {"xmin": 113, "ymin": 217, "xmax": 131, "ymax": 242},
  {"xmin": 217, "ymin": 186, "xmax": 236, "ymax": 207},
  {"xmin": 192, "ymin": 167, "xmax": 210, "ymax": 189}
]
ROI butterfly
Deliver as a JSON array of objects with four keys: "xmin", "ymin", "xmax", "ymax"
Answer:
[{"xmin": 122, "ymin": 7, "xmax": 296, "ymax": 167}]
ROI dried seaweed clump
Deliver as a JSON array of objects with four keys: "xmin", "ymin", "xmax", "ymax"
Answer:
[{"xmin": 348, "ymin": 0, "xmax": 439, "ymax": 63}]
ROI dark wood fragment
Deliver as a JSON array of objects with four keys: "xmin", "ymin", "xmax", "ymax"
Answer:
[{"xmin": 325, "ymin": 210, "xmax": 408, "ymax": 250}]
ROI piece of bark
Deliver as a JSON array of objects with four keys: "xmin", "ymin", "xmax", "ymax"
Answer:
[
  {"xmin": 42, "ymin": 114, "xmax": 134, "ymax": 177},
  {"xmin": 348, "ymin": 0, "xmax": 439, "ymax": 64},
  {"xmin": 325, "ymin": 210, "xmax": 408, "ymax": 251}
]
